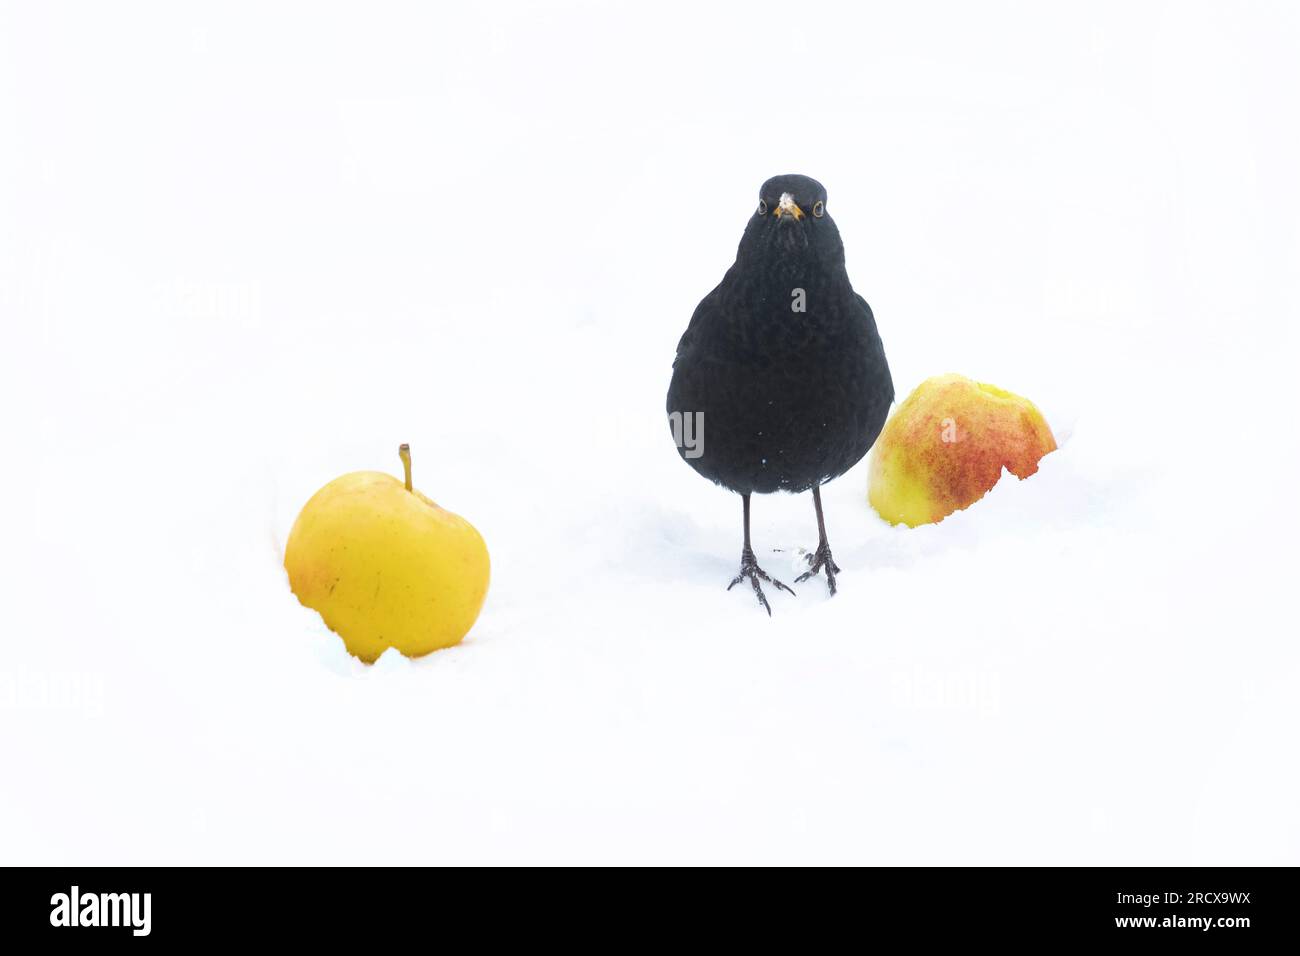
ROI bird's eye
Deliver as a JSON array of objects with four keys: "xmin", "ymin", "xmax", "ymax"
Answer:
[
  {"xmin": 757, "ymin": 200, "xmax": 767, "ymax": 216},
  {"xmin": 812, "ymin": 200, "xmax": 825, "ymax": 218}
]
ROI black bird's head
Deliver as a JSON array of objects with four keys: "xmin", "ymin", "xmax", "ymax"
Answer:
[{"xmin": 740, "ymin": 174, "xmax": 842, "ymax": 263}]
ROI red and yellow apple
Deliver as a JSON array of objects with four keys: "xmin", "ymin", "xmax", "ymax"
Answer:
[
  {"xmin": 868, "ymin": 374, "xmax": 1057, "ymax": 527},
  {"xmin": 284, "ymin": 445, "xmax": 490, "ymax": 662}
]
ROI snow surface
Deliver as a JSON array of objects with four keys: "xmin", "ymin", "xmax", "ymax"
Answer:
[{"xmin": 2, "ymin": 2, "xmax": 1298, "ymax": 864}]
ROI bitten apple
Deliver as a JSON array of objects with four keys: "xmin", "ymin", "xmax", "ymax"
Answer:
[
  {"xmin": 868, "ymin": 374, "xmax": 1056, "ymax": 527},
  {"xmin": 284, "ymin": 445, "xmax": 490, "ymax": 662}
]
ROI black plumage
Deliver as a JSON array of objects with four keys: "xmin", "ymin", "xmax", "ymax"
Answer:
[{"xmin": 666, "ymin": 174, "xmax": 893, "ymax": 611}]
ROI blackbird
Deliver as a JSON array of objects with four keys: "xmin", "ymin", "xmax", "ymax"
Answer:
[{"xmin": 666, "ymin": 174, "xmax": 893, "ymax": 613}]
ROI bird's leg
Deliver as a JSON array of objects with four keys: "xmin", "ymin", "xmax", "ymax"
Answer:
[
  {"xmin": 795, "ymin": 484, "xmax": 842, "ymax": 595},
  {"xmin": 727, "ymin": 493, "xmax": 795, "ymax": 615}
]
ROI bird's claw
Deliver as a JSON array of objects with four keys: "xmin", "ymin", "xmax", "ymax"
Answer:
[
  {"xmin": 727, "ymin": 547, "xmax": 795, "ymax": 615},
  {"xmin": 794, "ymin": 543, "xmax": 841, "ymax": 595}
]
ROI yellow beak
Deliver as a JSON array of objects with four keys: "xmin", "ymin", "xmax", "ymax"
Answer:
[{"xmin": 774, "ymin": 192, "xmax": 804, "ymax": 221}]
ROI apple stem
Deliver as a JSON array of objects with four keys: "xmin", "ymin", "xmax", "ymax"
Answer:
[{"xmin": 399, "ymin": 443, "xmax": 412, "ymax": 492}]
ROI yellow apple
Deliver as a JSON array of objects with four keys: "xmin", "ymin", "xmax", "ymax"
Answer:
[
  {"xmin": 868, "ymin": 374, "xmax": 1057, "ymax": 527},
  {"xmin": 284, "ymin": 445, "xmax": 490, "ymax": 662}
]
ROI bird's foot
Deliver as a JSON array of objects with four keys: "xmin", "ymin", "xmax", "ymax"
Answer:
[
  {"xmin": 727, "ymin": 547, "xmax": 795, "ymax": 615},
  {"xmin": 795, "ymin": 542, "xmax": 841, "ymax": 595}
]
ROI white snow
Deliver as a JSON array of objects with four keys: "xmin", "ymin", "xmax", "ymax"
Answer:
[{"xmin": 2, "ymin": 2, "xmax": 1298, "ymax": 864}]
